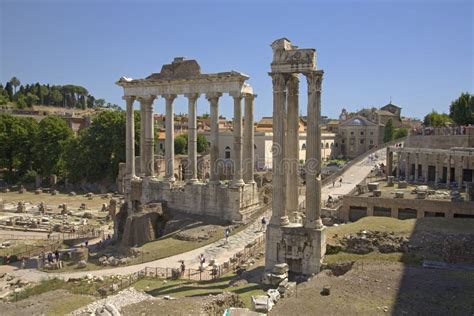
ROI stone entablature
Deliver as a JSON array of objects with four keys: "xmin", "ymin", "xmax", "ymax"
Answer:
[{"xmin": 341, "ymin": 195, "xmax": 474, "ymax": 222}]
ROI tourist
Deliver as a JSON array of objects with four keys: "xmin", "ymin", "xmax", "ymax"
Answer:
[
  {"xmin": 21, "ymin": 257, "xmax": 26, "ymax": 269},
  {"xmin": 224, "ymin": 227, "xmax": 230, "ymax": 244},
  {"xmin": 199, "ymin": 254, "xmax": 205, "ymax": 271},
  {"xmin": 47, "ymin": 252, "xmax": 53, "ymax": 264},
  {"xmin": 55, "ymin": 250, "xmax": 60, "ymax": 262},
  {"xmin": 339, "ymin": 177, "xmax": 343, "ymax": 187},
  {"xmin": 332, "ymin": 179, "xmax": 335, "ymax": 187},
  {"xmin": 261, "ymin": 217, "xmax": 267, "ymax": 232},
  {"xmin": 180, "ymin": 261, "xmax": 186, "ymax": 276}
]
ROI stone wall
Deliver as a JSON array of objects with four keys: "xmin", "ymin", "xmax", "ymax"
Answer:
[
  {"xmin": 341, "ymin": 195, "xmax": 474, "ymax": 221},
  {"xmin": 131, "ymin": 179, "xmax": 260, "ymax": 223},
  {"xmin": 406, "ymin": 135, "xmax": 472, "ymax": 149}
]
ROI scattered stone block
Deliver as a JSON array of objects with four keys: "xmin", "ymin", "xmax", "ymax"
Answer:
[
  {"xmin": 77, "ymin": 260, "xmax": 87, "ymax": 268},
  {"xmin": 387, "ymin": 176, "xmax": 394, "ymax": 186},
  {"xmin": 417, "ymin": 192, "xmax": 426, "ymax": 199},
  {"xmin": 252, "ymin": 295, "xmax": 273, "ymax": 313},
  {"xmin": 69, "ymin": 191, "xmax": 76, "ymax": 196},
  {"xmin": 398, "ymin": 181, "xmax": 408, "ymax": 189},
  {"xmin": 35, "ymin": 189, "xmax": 42, "ymax": 195},
  {"xmin": 395, "ymin": 191, "xmax": 404, "ymax": 198},
  {"xmin": 267, "ymin": 288, "xmax": 280, "ymax": 303},
  {"xmin": 367, "ymin": 182, "xmax": 379, "ymax": 192},
  {"xmin": 273, "ymin": 263, "xmax": 289, "ymax": 274},
  {"xmin": 373, "ymin": 190, "xmax": 382, "ymax": 197}
]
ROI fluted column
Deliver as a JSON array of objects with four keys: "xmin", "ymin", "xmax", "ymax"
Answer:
[
  {"xmin": 456, "ymin": 157, "xmax": 463, "ymax": 189},
  {"xmin": 164, "ymin": 94, "xmax": 177, "ymax": 182},
  {"xmin": 124, "ymin": 96, "xmax": 136, "ymax": 179},
  {"xmin": 230, "ymin": 92, "xmax": 245, "ymax": 187},
  {"xmin": 206, "ymin": 92, "xmax": 222, "ymax": 183},
  {"xmin": 138, "ymin": 95, "xmax": 156, "ymax": 177},
  {"xmin": 447, "ymin": 154, "xmax": 451, "ymax": 184},
  {"xmin": 304, "ymin": 70, "xmax": 324, "ymax": 229},
  {"xmin": 434, "ymin": 155, "xmax": 440, "ymax": 185},
  {"xmin": 386, "ymin": 147, "xmax": 393, "ymax": 178},
  {"xmin": 270, "ymin": 73, "xmax": 289, "ymax": 226},
  {"xmin": 396, "ymin": 152, "xmax": 400, "ymax": 179},
  {"xmin": 185, "ymin": 93, "xmax": 200, "ymax": 183},
  {"xmin": 286, "ymin": 74, "xmax": 300, "ymax": 218},
  {"xmin": 243, "ymin": 93, "xmax": 256, "ymax": 184},
  {"xmin": 422, "ymin": 154, "xmax": 428, "ymax": 183}
]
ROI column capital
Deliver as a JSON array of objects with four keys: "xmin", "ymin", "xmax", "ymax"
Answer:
[
  {"xmin": 184, "ymin": 93, "xmax": 200, "ymax": 101},
  {"xmin": 122, "ymin": 95, "xmax": 136, "ymax": 102},
  {"xmin": 305, "ymin": 70, "xmax": 324, "ymax": 92},
  {"xmin": 243, "ymin": 93, "xmax": 257, "ymax": 100},
  {"xmin": 206, "ymin": 92, "xmax": 223, "ymax": 101},
  {"xmin": 137, "ymin": 95, "xmax": 156, "ymax": 105},
  {"xmin": 269, "ymin": 72, "xmax": 288, "ymax": 93},
  {"xmin": 162, "ymin": 94, "xmax": 177, "ymax": 102},
  {"xmin": 229, "ymin": 91, "xmax": 243, "ymax": 99}
]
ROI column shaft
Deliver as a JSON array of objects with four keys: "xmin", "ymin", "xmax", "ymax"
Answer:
[
  {"xmin": 231, "ymin": 93, "xmax": 244, "ymax": 186},
  {"xmin": 270, "ymin": 73, "xmax": 289, "ymax": 226},
  {"xmin": 139, "ymin": 96, "xmax": 155, "ymax": 177},
  {"xmin": 405, "ymin": 153, "xmax": 410, "ymax": 181},
  {"xmin": 185, "ymin": 94, "xmax": 199, "ymax": 183},
  {"xmin": 396, "ymin": 152, "xmax": 400, "ymax": 179},
  {"xmin": 304, "ymin": 71, "xmax": 324, "ymax": 229},
  {"xmin": 164, "ymin": 94, "xmax": 177, "ymax": 182},
  {"xmin": 207, "ymin": 93, "xmax": 222, "ymax": 183},
  {"xmin": 124, "ymin": 96, "xmax": 136, "ymax": 178},
  {"xmin": 139, "ymin": 101, "xmax": 146, "ymax": 176},
  {"xmin": 386, "ymin": 147, "xmax": 393, "ymax": 178},
  {"xmin": 447, "ymin": 155, "xmax": 451, "ymax": 184},
  {"xmin": 286, "ymin": 74, "xmax": 299, "ymax": 216},
  {"xmin": 414, "ymin": 154, "xmax": 419, "ymax": 182},
  {"xmin": 243, "ymin": 94, "xmax": 256, "ymax": 183}
]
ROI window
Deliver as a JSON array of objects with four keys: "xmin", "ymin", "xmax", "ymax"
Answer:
[
  {"xmin": 224, "ymin": 146, "xmax": 231, "ymax": 159},
  {"xmin": 301, "ymin": 143, "xmax": 306, "ymax": 150},
  {"xmin": 370, "ymin": 132, "xmax": 373, "ymax": 135},
  {"xmin": 350, "ymin": 131, "xmax": 354, "ymax": 135},
  {"xmin": 321, "ymin": 142, "xmax": 324, "ymax": 148},
  {"xmin": 335, "ymin": 143, "xmax": 338, "ymax": 147},
  {"xmin": 360, "ymin": 131, "xmax": 364, "ymax": 136},
  {"xmin": 326, "ymin": 143, "xmax": 329, "ymax": 148},
  {"xmin": 342, "ymin": 140, "xmax": 345, "ymax": 144},
  {"xmin": 360, "ymin": 139, "xmax": 364, "ymax": 144},
  {"xmin": 370, "ymin": 140, "xmax": 373, "ymax": 145}
]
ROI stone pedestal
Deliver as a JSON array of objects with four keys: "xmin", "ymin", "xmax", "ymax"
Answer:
[
  {"xmin": 398, "ymin": 181, "xmax": 408, "ymax": 189},
  {"xmin": 387, "ymin": 176, "xmax": 394, "ymax": 186},
  {"xmin": 368, "ymin": 182, "xmax": 379, "ymax": 192}
]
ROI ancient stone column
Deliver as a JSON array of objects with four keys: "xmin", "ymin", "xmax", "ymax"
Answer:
[
  {"xmin": 164, "ymin": 94, "xmax": 177, "ymax": 182},
  {"xmin": 396, "ymin": 152, "xmax": 401, "ymax": 179},
  {"xmin": 286, "ymin": 74, "xmax": 300, "ymax": 219},
  {"xmin": 243, "ymin": 93, "xmax": 256, "ymax": 184},
  {"xmin": 414, "ymin": 154, "xmax": 419, "ymax": 182},
  {"xmin": 206, "ymin": 92, "xmax": 222, "ymax": 183},
  {"xmin": 139, "ymin": 100, "xmax": 146, "ymax": 176},
  {"xmin": 447, "ymin": 154, "xmax": 451, "ymax": 184},
  {"xmin": 304, "ymin": 71, "xmax": 324, "ymax": 229},
  {"xmin": 386, "ymin": 147, "xmax": 393, "ymax": 179},
  {"xmin": 270, "ymin": 73, "xmax": 289, "ymax": 226},
  {"xmin": 230, "ymin": 92, "xmax": 245, "ymax": 187},
  {"xmin": 405, "ymin": 152, "xmax": 410, "ymax": 181},
  {"xmin": 124, "ymin": 96, "xmax": 136, "ymax": 178},
  {"xmin": 139, "ymin": 95, "xmax": 156, "ymax": 177},
  {"xmin": 422, "ymin": 155, "xmax": 428, "ymax": 184},
  {"xmin": 185, "ymin": 93, "xmax": 200, "ymax": 183},
  {"xmin": 456, "ymin": 157, "xmax": 463, "ymax": 189},
  {"xmin": 434, "ymin": 155, "xmax": 440, "ymax": 185}
]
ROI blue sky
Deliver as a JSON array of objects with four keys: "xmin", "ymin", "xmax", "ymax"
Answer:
[{"xmin": 1, "ymin": 0, "xmax": 473, "ymax": 120}]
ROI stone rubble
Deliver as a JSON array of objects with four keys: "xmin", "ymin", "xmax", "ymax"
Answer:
[{"xmin": 70, "ymin": 288, "xmax": 152, "ymax": 315}]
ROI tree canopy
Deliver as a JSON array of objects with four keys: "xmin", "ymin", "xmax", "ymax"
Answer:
[
  {"xmin": 449, "ymin": 92, "xmax": 474, "ymax": 126},
  {"xmin": 423, "ymin": 110, "xmax": 452, "ymax": 127},
  {"xmin": 383, "ymin": 119, "xmax": 394, "ymax": 143}
]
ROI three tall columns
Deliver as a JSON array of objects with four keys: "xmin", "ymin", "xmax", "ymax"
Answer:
[
  {"xmin": 139, "ymin": 96, "xmax": 156, "ymax": 177},
  {"xmin": 124, "ymin": 96, "xmax": 136, "ymax": 180},
  {"xmin": 269, "ymin": 71, "xmax": 324, "ymax": 228},
  {"xmin": 243, "ymin": 94, "xmax": 256, "ymax": 184},
  {"xmin": 164, "ymin": 94, "xmax": 177, "ymax": 182}
]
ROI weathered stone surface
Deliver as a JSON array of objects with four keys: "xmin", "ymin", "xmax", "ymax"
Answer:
[
  {"xmin": 398, "ymin": 181, "xmax": 408, "ymax": 189},
  {"xmin": 368, "ymin": 182, "xmax": 380, "ymax": 192}
]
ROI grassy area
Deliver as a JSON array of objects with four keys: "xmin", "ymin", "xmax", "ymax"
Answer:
[
  {"xmin": 0, "ymin": 239, "xmax": 57, "ymax": 257},
  {"xmin": 133, "ymin": 272, "xmax": 266, "ymax": 308},
  {"xmin": 14, "ymin": 277, "xmax": 112, "ymax": 301},
  {"xmin": 47, "ymin": 294, "xmax": 95, "ymax": 316}
]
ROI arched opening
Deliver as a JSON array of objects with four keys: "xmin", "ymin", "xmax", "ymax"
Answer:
[{"xmin": 225, "ymin": 146, "xmax": 231, "ymax": 159}]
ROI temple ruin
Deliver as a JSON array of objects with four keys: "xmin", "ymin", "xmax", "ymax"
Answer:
[
  {"xmin": 264, "ymin": 38, "xmax": 326, "ymax": 277},
  {"xmin": 116, "ymin": 58, "xmax": 260, "ymax": 237}
]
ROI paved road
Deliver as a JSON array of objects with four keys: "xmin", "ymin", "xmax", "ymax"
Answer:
[{"xmin": 0, "ymin": 148, "xmax": 386, "ymax": 282}]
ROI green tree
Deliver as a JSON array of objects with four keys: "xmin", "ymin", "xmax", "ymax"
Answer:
[
  {"xmin": 174, "ymin": 134, "xmax": 187, "ymax": 154},
  {"xmin": 423, "ymin": 110, "xmax": 452, "ymax": 127},
  {"xmin": 197, "ymin": 134, "xmax": 209, "ymax": 153},
  {"xmin": 9, "ymin": 77, "xmax": 20, "ymax": 94},
  {"xmin": 383, "ymin": 119, "xmax": 394, "ymax": 143},
  {"xmin": 4, "ymin": 82, "xmax": 13, "ymax": 100},
  {"xmin": 449, "ymin": 92, "xmax": 474, "ymax": 125},
  {"xmin": 16, "ymin": 94, "xmax": 27, "ymax": 109},
  {"xmin": 34, "ymin": 116, "xmax": 73, "ymax": 177},
  {"xmin": 393, "ymin": 127, "xmax": 408, "ymax": 140},
  {"xmin": 26, "ymin": 93, "xmax": 39, "ymax": 107}
]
